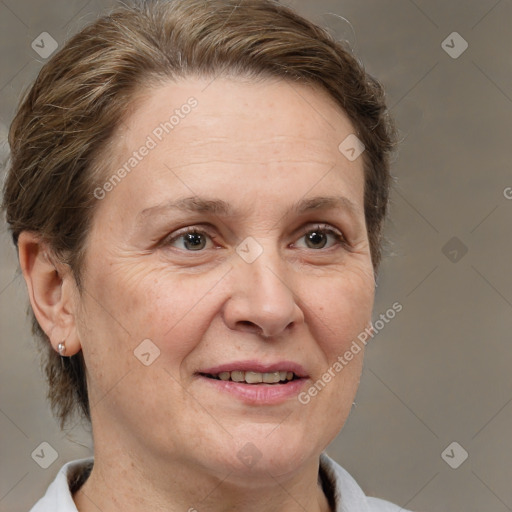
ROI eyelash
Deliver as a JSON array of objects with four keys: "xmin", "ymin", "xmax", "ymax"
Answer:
[{"xmin": 163, "ymin": 224, "xmax": 348, "ymax": 252}]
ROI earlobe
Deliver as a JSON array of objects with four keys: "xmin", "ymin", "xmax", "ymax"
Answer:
[{"xmin": 17, "ymin": 232, "xmax": 82, "ymax": 357}]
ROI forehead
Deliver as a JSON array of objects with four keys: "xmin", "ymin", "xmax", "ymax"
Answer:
[
  {"xmin": 94, "ymin": 76, "xmax": 365, "ymax": 221},
  {"xmin": 113, "ymin": 75, "xmax": 358, "ymax": 161}
]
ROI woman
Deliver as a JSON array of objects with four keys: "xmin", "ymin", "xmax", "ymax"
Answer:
[{"xmin": 3, "ymin": 0, "xmax": 409, "ymax": 510}]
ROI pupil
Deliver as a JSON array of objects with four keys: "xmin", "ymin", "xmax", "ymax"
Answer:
[
  {"xmin": 307, "ymin": 231, "xmax": 326, "ymax": 249},
  {"xmin": 184, "ymin": 233, "xmax": 205, "ymax": 250}
]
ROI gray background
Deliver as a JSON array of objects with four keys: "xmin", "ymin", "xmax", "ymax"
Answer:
[{"xmin": 0, "ymin": 0, "xmax": 511, "ymax": 510}]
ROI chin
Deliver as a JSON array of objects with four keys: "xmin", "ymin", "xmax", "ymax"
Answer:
[{"xmin": 205, "ymin": 426, "xmax": 320, "ymax": 482}]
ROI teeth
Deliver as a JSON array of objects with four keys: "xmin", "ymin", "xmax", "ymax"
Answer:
[
  {"xmin": 245, "ymin": 371, "xmax": 263, "ymax": 384},
  {"xmin": 230, "ymin": 371, "xmax": 245, "ymax": 382},
  {"xmin": 209, "ymin": 370, "xmax": 297, "ymax": 384},
  {"xmin": 262, "ymin": 372, "xmax": 281, "ymax": 384}
]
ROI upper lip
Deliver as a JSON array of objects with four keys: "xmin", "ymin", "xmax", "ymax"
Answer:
[{"xmin": 198, "ymin": 360, "xmax": 309, "ymax": 378}]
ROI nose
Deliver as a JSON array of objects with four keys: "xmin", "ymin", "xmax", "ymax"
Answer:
[{"xmin": 221, "ymin": 246, "xmax": 304, "ymax": 339}]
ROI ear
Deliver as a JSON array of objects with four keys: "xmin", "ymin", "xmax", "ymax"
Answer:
[{"xmin": 17, "ymin": 232, "xmax": 82, "ymax": 357}]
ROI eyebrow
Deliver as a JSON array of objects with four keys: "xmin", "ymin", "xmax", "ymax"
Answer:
[{"xmin": 137, "ymin": 194, "xmax": 360, "ymax": 222}]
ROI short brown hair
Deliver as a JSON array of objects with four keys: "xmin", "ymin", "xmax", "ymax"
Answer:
[{"xmin": 2, "ymin": 0, "xmax": 397, "ymax": 427}]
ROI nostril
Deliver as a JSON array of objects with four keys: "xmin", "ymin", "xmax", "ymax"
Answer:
[{"xmin": 237, "ymin": 321, "xmax": 264, "ymax": 336}]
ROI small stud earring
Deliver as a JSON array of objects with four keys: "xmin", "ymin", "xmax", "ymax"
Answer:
[{"xmin": 57, "ymin": 341, "xmax": 66, "ymax": 356}]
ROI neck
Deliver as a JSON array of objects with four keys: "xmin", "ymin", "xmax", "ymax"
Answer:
[{"xmin": 73, "ymin": 441, "xmax": 332, "ymax": 512}]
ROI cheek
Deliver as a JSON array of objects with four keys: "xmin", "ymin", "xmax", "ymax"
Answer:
[
  {"xmin": 300, "ymin": 264, "xmax": 372, "ymax": 424},
  {"xmin": 80, "ymin": 259, "xmax": 227, "ymax": 364},
  {"xmin": 300, "ymin": 271, "xmax": 371, "ymax": 442},
  {"xmin": 308, "ymin": 264, "xmax": 375, "ymax": 355}
]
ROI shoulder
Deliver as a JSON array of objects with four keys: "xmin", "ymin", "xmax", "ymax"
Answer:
[
  {"xmin": 29, "ymin": 457, "xmax": 94, "ymax": 512},
  {"xmin": 320, "ymin": 452, "xmax": 413, "ymax": 512}
]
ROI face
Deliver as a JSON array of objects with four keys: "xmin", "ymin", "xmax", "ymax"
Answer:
[{"xmin": 74, "ymin": 76, "xmax": 375, "ymax": 480}]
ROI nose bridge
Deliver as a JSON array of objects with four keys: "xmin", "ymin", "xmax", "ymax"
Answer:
[{"xmin": 239, "ymin": 236, "xmax": 294, "ymax": 305}]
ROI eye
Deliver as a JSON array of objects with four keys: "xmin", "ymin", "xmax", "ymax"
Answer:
[
  {"xmin": 294, "ymin": 224, "xmax": 347, "ymax": 250},
  {"xmin": 164, "ymin": 227, "xmax": 216, "ymax": 251},
  {"xmin": 162, "ymin": 223, "xmax": 347, "ymax": 253}
]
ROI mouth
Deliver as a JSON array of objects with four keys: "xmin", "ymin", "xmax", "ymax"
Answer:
[
  {"xmin": 199, "ymin": 370, "xmax": 301, "ymax": 385},
  {"xmin": 196, "ymin": 361, "xmax": 309, "ymax": 404}
]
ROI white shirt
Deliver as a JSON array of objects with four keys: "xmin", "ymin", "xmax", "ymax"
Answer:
[{"xmin": 29, "ymin": 453, "xmax": 411, "ymax": 511}]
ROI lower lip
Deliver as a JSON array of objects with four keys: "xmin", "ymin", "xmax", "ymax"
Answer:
[{"xmin": 198, "ymin": 375, "xmax": 308, "ymax": 405}]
